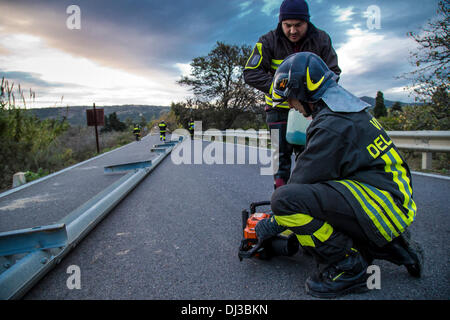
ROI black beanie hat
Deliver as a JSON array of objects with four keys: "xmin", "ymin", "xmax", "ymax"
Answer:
[{"xmin": 279, "ymin": 0, "xmax": 310, "ymax": 22}]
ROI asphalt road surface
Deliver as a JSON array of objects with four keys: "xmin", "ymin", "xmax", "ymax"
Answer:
[{"xmin": 1, "ymin": 138, "xmax": 449, "ymax": 300}]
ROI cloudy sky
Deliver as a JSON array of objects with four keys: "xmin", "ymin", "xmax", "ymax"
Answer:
[{"xmin": 0, "ymin": 0, "xmax": 441, "ymax": 108}]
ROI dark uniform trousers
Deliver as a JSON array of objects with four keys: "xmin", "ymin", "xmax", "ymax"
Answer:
[
  {"xmin": 266, "ymin": 109, "xmax": 293, "ymax": 185},
  {"xmin": 271, "ymin": 182, "xmax": 371, "ymax": 264}
]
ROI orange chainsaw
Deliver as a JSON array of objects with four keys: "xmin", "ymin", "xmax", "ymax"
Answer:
[{"xmin": 238, "ymin": 201, "xmax": 299, "ymax": 261}]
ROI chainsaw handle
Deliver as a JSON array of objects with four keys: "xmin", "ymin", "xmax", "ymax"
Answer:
[
  {"xmin": 250, "ymin": 201, "xmax": 271, "ymax": 214},
  {"xmin": 247, "ymin": 238, "xmax": 265, "ymax": 255},
  {"xmin": 241, "ymin": 209, "xmax": 249, "ymax": 231},
  {"xmin": 238, "ymin": 238, "xmax": 265, "ymax": 260}
]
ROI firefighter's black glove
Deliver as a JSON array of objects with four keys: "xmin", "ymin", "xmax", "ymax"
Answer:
[{"xmin": 255, "ymin": 216, "xmax": 287, "ymax": 241}]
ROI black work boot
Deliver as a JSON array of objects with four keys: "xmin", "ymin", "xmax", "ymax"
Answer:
[
  {"xmin": 305, "ymin": 251, "xmax": 369, "ymax": 299},
  {"xmin": 365, "ymin": 230, "xmax": 424, "ymax": 278}
]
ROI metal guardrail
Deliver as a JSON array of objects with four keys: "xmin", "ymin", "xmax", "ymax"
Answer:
[
  {"xmin": 388, "ymin": 131, "xmax": 450, "ymax": 170},
  {"xmin": 196, "ymin": 129, "xmax": 269, "ymax": 142},
  {"xmin": 388, "ymin": 131, "xmax": 450, "ymax": 151},
  {"xmin": 0, "ymin": 137, "xmax": 183, "ymax": 300},
  {"xmin": 196, "ymin": 130, "xmax": 450, "ymax": 170}
]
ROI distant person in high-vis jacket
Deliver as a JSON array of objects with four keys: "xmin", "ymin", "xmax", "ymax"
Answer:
[
  {"xmin": 244, "ymin": 0, "xmax": 341, "ymax": 189},
  {"xmin": 254, "ymin": 52, "xmax": 423, "ymax": 299},
  {"xmin": 188, "ymin": 119, "xmax": 195, "ymax": 139},
  {"xmin": 158, "ymin": 120, "xmax": 167, "ymax": 141},
  {"xmin": 133, "ymin": 124, "xmax": 141, "ymax": 141}
]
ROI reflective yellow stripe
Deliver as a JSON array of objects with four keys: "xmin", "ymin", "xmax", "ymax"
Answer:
[
  {"xmin": 272, "ymin": 91, "xmax": 283, "ymax": 99},
  {"xmin": 333, "ymin": 272, "xmax": 345, "ymax": 281},
  {"xmin": 358, "ymin": 183, "xmax": 409, "ymax": 232},
  {"xmin": 275, "ymin": 214, "xmax": 334, "ymax": 247},
  {"xmin": 377, "ymin": 188, "xmax": 411, "ymax": 225},
  {"xmin": 265, "ymin": 94, "xmax": 290, "ymax": 108},
  {"xmin": 275, "ymin": 105, "xmax": 291, "ymax": 109},
  {"xmin": 313, "ymin": 222, "xmax": 333, "ymax": 242},
  {"xmin": 337, "ymin": 180, "xmax": 393, "ymax": 241},
  {"xmin": 271, "ymin": 59, "xmax": 284, "ymax": 70},
  {"xmin": 245, "ymin": 43, "xmax": 263, "ymax": 69},
  {"xmin": 280, "ymin": 229, "xmax": 293, "ymax": 237},
  {"xmin": 306, "ymin": 66, "xmax": 324, "ymax": 91},
  {"xmin": 296, "ymin": 235, "xmax": 315, "ymax": 247},
  {"xmin": 346, "ymin": 180, "xmax": 399, "ymax": 238},
  {"xmin": 274, "ymin": 213, "xmax": 313, "ymax": 227},
  {"xmin": 382, "ymin": 149, "xmax": 417, "ymax": 223}
]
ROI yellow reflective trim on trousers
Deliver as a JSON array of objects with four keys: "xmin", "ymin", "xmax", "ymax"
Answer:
[
  {"xmin": 296, "ymin": 235, "xmax": 315, "ymax": 247},
  {"xmin": 313, "ymin": 222, "xmax": 334, "ymax": 242},
  {"xmin": 274, "ymin": 214, "xmax": 334, "ymax": 246},
  {"xmin": 271, "ymin": 59, "xmax": 284, "ymax": 70},
  {"xmin": 382, "ymin": 149, "xmax": 417, "ymax": 223},
  {"xmin": 358, "ymin": 183, "xmax": 409, "ymax": 231},
  {"xmin": 245, "ymin": 43, "xmax": 263, "ymax": 70},
  {"xmin": 337, "ymin": 180, "xmax": 393, "ymax": 241},
  {"xmin": 280, "ymin": 229, "xmax": 293, "ymax": 237},
  {"xmin": 274, "ymin": 213, "xmax": 313, "ymax": 227},
  {"xmin": 265, "ymin": 95, "xmax": 290, "ymax": 108}
]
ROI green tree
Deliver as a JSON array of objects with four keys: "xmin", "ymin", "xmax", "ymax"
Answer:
[
  {"xmin": 373, "ymin": 91, "xmax": 387, "ymax": 118},
  {"xmin": 391, "ymin": 101, "xmax": 402, "ymax": 112},
  {"xmin": 101, "ymin": 112, "xmax": 126, "ymax": 132},
  {"xmin": 430, "ymin": 86, "xmax": 449, "ymax": 129},
  {"xmin": 404, "ymin": 0, "xmax": 449, "ymax": 104}
]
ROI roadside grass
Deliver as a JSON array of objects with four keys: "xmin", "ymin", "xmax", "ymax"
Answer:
[{"xmin": 1, "ymin": 127, "xmax": 138, "ymax": 192}]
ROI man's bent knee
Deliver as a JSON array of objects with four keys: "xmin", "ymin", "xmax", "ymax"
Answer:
[{"xmin": 271, "ymin": 183, "xmax": 311, "ymax": 215}]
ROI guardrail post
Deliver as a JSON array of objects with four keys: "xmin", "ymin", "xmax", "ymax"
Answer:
[
  {"xmin": 422, "ymin": 152, "xmax": 432, "ymax": 170},
  {"xmin": 12, "ymin": 173, "xmax": 26, "ymax": 188}
]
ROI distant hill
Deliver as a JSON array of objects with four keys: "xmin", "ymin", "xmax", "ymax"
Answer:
[
  {"xmin": 26, "ymin": 98, "xmax": 421, "ymax": 127},
  {"xmin": 27, "ymin": 105, "xmax": 170, "ymax": 126},
  {"xmin": 359, "ymin": 96, "xmax": 421, "ymax": 108}
]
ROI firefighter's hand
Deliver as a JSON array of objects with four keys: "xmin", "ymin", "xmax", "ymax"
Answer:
[{"xmin": 255, "ymin": 216, "xmax": 286, "ymax": 241}]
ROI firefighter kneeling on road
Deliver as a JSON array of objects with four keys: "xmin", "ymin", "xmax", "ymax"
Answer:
[
  {"xmin": 255, "ymin": 52, "xmax": 424, "ymax": 299},
  {"xmin": 159, "ymin": 120, "xmax": 167, "ymax": 141}
]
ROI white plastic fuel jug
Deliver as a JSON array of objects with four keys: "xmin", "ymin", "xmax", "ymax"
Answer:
[{"xmin": 286, "ymin": 109, "xmax": 312, "ymax": 145}]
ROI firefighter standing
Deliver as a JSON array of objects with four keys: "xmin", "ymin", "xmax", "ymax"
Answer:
[
  {"xmin": 159, "ymin": 120, "xmax": 167, "ymax": 141},
  {"xmin": 244, "ymin": 0, "xmax": 341, "ymax": 189},
  {"xmin": 255, "ymin": 52, "xmax": 423, "ymax": 298}
]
